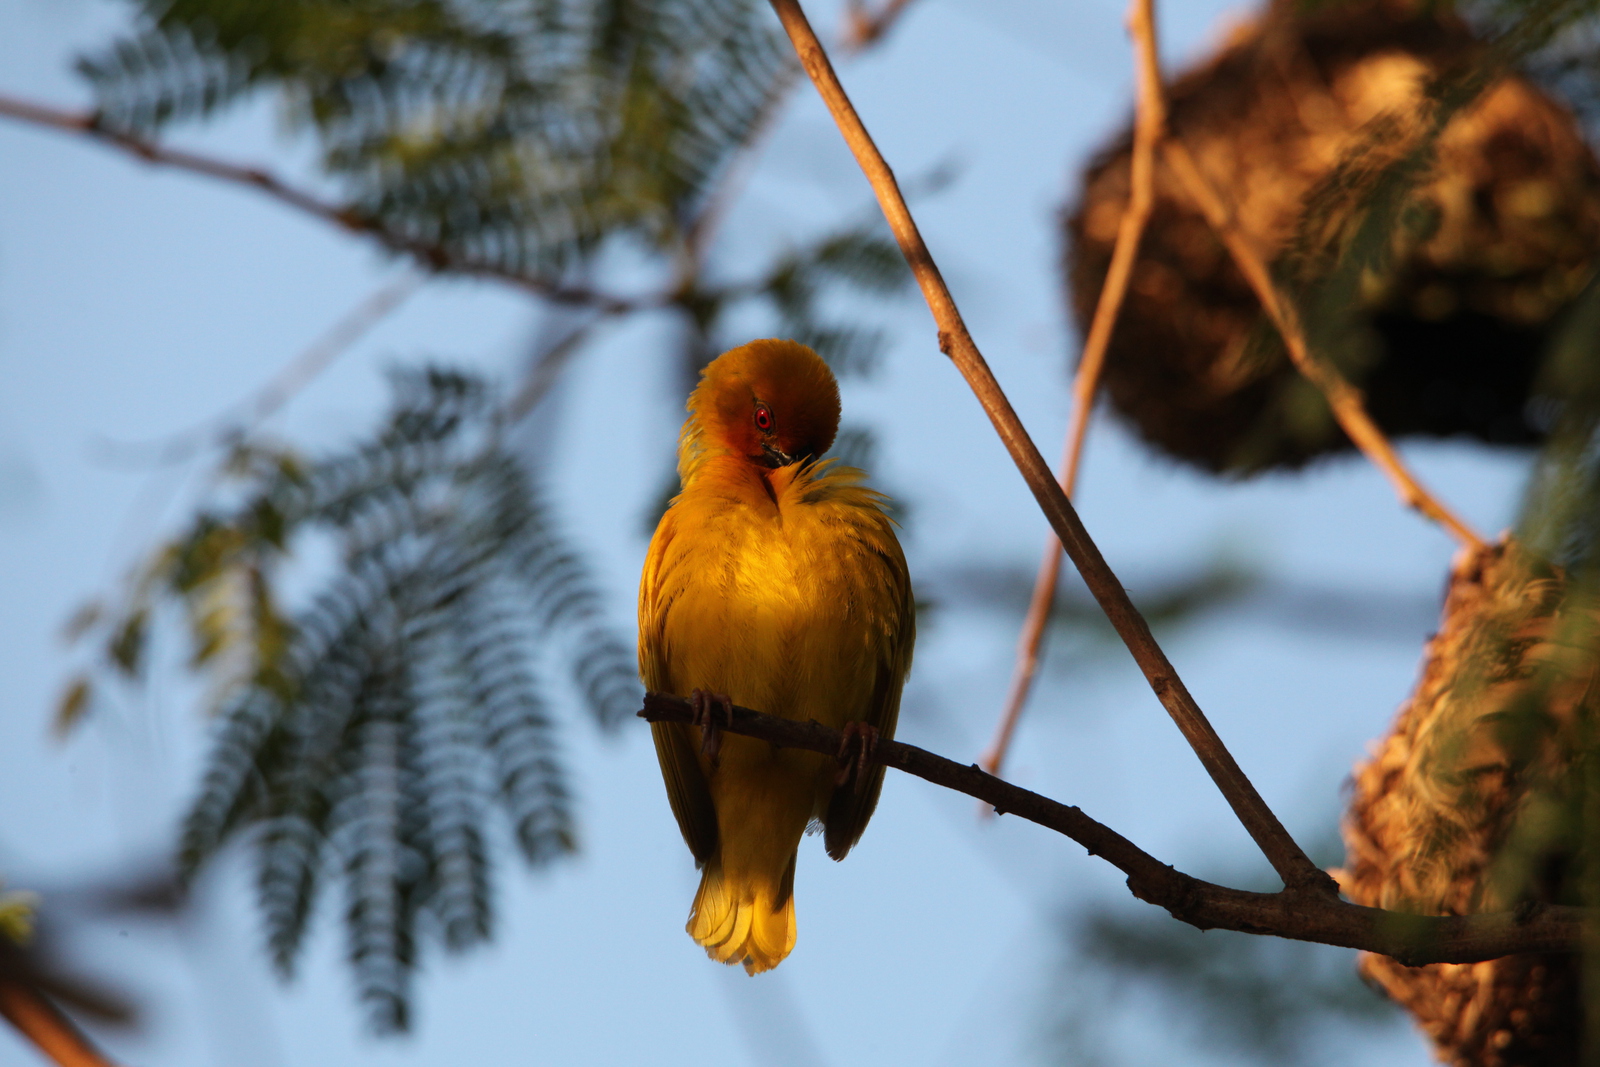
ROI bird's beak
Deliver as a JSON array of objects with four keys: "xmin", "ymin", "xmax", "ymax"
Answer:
[{"xmin": 759, "ymin": 442, "xmax": 795, "ymax": 468}]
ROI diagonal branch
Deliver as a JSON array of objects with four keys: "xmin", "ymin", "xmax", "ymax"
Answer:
[
  {"xmin": 0, "ymin": 942, "xmax": 121, "ymax": 1067},
  {"xmin": 642, "ymin": 692, "xmax": 1585, "ymax": 963},
  {"xmin": 981, "ymin": 0, "xmax": 1166, "ymax": 780},
  {"xmin": 1158, "ymin": 141, "xmax": 1485, "ymax": 549},
  {"xmin": 3, "ymin": 2, "xmax": 926, "ymax": 429},
  {"xmin": 842, "ymin": 0, "xmax": 920, "ymax": 51},
  {"xmin": 0, "ymin": 94, "xmax": 641, "ymax": 312},
  {"xmin": 767, "ymin": 0, "xmax": 1336, "ymax": 896}
]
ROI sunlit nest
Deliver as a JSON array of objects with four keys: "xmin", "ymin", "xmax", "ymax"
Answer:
[
  {"xmin": 1065, "ymin": 1, "xmax": 1600, "ymax": 474},
  {"xmin": 1340, "ymin": 538, "xmax": 1600, "ymax": 1064}
]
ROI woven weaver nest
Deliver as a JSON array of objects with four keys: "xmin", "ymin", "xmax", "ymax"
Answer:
[
  {"xmin": 1340, "ymin": 539, "xmax": 1600, "ymax": 1065},
  {"xmin": 1065, "ymin": 1, "xmax": 1600, "ymax": 474}
]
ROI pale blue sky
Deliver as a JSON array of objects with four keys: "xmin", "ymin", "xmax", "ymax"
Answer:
[{"xmin": 0, "ymin": 0, "xmax": 1533, "ymax": 1064}]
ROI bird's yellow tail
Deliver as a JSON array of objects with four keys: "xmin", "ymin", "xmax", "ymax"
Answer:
[{"xmin": 687, "ymin": 854, "xmax": 797, "ymax": 975}]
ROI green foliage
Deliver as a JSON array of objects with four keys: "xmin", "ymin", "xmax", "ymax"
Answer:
[
  {"xmin": 1521, "ymin": 278, "xmax": 1600, "ymax": 569},
  {"xmin": 0, "ymin": 880, "xmax": 39, "ymax": 945},
  {"xmin": 1294, "ymin": 34, "xmax": 1558, "ymax": 295},
  {"xmin": 82, "ymin": 0, "xmax": 791, "ymax": 277},
  {"xmin": 1479, "ymin": 423, "xmax": 1600, "ymax": 917},
  {"xmin": 943, "ymin": 556, "xmax": 1257, "ymax": 642},
  {"xmin": 68, "ymin": 368, "xmax": 636, "ymax": 1032},
  {"xmin": 749, "ymin": 225, "xmax": 911, "ymax": 376},
  {"xmin": 81, "ymin": 0, "xmax": 916, "ymax": 401}
]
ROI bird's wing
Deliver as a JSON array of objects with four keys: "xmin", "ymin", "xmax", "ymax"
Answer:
[
  {"xmin": 823, "ymin": 515, "xmax": 916, "ymax": 861},
  {"xmin": 639, "ymin": 505, "xmax": 719, "ymax": 867},
  {"xmin": 650, "ymin": 720, "xmax": 717, "ymax": 867}
]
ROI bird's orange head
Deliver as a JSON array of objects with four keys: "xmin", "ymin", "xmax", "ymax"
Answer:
[{"xmin": 681, "ymin": 340, "xmax": 840, "ymax": 481}]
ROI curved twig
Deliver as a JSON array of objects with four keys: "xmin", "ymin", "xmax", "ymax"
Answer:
[
  {"xmin": 981, "ymin": 0, "xmax": 1166, "ymax": 780},
  {"xmin": 0, "ymin": 94, "xmax": 641, "ymax": 312},
  {"xmin": 842, "ymin": 0, "xmax": 919, "ymax": 51},
  {"xmin": 642, "ymin": 693, "xmax": 1583, "ymax": 963},
  {"xmin": 767, "ymin": 0, "xmax": 1336, "ymax": 896},
  {"xmin": 0, "ymin": 943, "xmax": 121, "ymax": 1067},
  {"xmin": 1159, "ymin": 140, "xmax": 1485, "ymax": 549}
]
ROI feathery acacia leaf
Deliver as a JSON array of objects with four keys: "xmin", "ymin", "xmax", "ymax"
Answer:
[
  {"xmin": 81, "ymin": 0, "xmax": 920, "ymax": 421},
  {"xmin": 73, "ymin": 367, "xmax": 632, "ymax": 1033},
  {"xmin": 82, "ymin": 0, "xmax": 790, "ymax": 276},
  {"xmin": 748, "ymin": 222, "xmax": 910, "ymax": 377}
]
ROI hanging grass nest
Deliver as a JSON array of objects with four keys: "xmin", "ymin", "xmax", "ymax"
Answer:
[
  {"xmin": 1340, "ymin": 538, "xmax": 1600, "ymax": 1065},
  {"xmin": 1064, "ymin": 1, "xmax": 1600, "ymax": 474}
]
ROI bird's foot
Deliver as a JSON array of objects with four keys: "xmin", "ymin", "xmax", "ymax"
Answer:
[
  {"xmin": 834, "ymin": 721, "xmax": 881, "ymax": 790},
  {"xmin": 690, "ymin": 688, "xmax": 734, "ymax": 767}
]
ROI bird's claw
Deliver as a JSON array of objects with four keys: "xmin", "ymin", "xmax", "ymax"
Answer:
[
  {"xmin": 835, "ymin": 721, "xmax": 880, "ymax": 791},
  {"xmin": 690, "ymin": 688, "xmax": 733, "ymax": 768}
]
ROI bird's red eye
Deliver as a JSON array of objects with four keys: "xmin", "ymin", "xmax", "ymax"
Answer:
[{"xmin": 754, "ymin": 404, "xmax": 773, "ymax": 432}]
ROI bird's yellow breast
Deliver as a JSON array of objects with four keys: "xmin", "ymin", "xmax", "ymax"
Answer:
[{"xmin": 639, "ymin": 456, "xmax": 908, "ymax": 732}]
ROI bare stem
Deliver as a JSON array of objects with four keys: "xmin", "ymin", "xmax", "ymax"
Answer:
[
  {"xmin": 843, "ymin": 0, "xmax": 919, "ymax": 51},
  {"xmin": 1159, "ymin": 140, "xmax": 1485, "ymax": 549},
  {"xmin": 767, "ymin": 0, "xmax": 1334, "ymax": 895},
  {"xmin": 981, "ymin": 0, "xmax": 1166, "ymax": 780},
  {"xmin": 643, "ymin": 693, "xmax": 1584, "ymax": 963},
  {"xmin": 0, "ymin": 94, "xmax": 640, "ymax": 312},
  {"xmin": 0, "ymin": 945, "xmax": 121, "ymax": 1067}
]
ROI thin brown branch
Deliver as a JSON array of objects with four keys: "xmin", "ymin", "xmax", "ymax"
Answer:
[
  {"xmin": 767, "ymin": 0, "xmax": 1336, "ymax": 896},
  {"xmin": 1158, "ymin": 140, "xmax": 1485, "ymax": 549},
  {"xmin": 0, "ymin": 944, "xmax": 121, "ymax": 1067},
  {"xmin": 0, "ymin": 94, "xmax": 640, "ymax": 312},
  {"xmin": 842, "ymin": 0, "xmax": 918, "ymax": 51},
  {"xmin": 981, "ymin": 0, "xmax": 1166, "ymax": 780},
  {"xmin": 642, "ymin": 692, "xmax": 1585, "ymax": 963},
  {"xmin": 979, "ymin": 536, "xmax": 1066, "ymax": 782}
]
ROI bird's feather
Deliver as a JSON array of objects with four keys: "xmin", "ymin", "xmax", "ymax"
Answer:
[
  {"xmin": 640, "ymin": 507, "xmax": 720, "ymax": 866},
  {"xmin": 638, "ymin": 339, "xmax": 914, "ymax": 973}
]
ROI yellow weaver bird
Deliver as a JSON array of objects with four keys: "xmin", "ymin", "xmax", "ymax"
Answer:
[{"xmin": 638, "ymin": 339, "xmax": 915, "ymax": 975}]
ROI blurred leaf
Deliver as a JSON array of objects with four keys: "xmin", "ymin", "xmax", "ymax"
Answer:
[
  {"xmin": 804, "ymin": 229, "xmax": 910, "ymax": 294},
  {"xmin": 1048, "ymin": 823, "xmax": 1398, "ymax": 1065},
  {"xmin": 60, "ymin": 601, "xmax": 103, "ymax": 644},
  {"xmin": 70, "ymin": 367, "xmax": 636, "ymax": 1033},
  {"xmin": 107, "ymin": 608, "xmax": 148, "ymax": 677},
  {"xmin": 82, "ymin": 0, "xmax": 791, "ymax": 278},
  {"xmin": 828, "ymin": 425, "xmax": 879, "ymax": 473},
  {"xmin": 52, "ymin": 676, "xmax": 93, "ymax": 739},
  {"xmin": 745, "ymin": 221, "xmax": 912, "ymax": 377},
  {"xmin": 0, "ymin": 883, "xmax": 39, "ymax": 946},
  {"xmin": 1263, "ymin": 0, "xmax": 1600, "ymax": 471}
]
